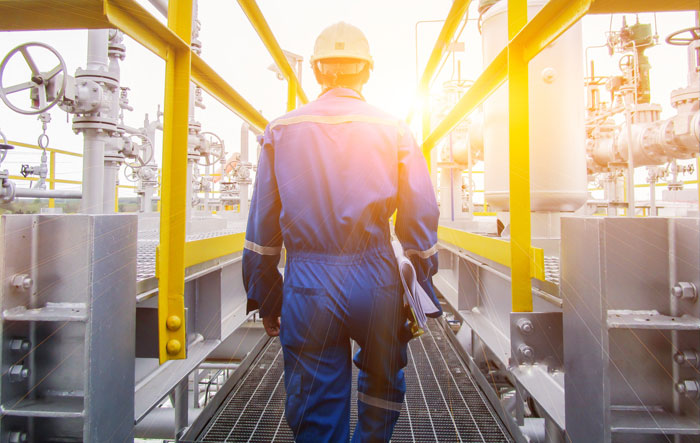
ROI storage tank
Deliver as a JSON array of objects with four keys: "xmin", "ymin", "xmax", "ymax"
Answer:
[{"xmin": 481, "ymin": 0, "xmax": 587, "ymax": 212}]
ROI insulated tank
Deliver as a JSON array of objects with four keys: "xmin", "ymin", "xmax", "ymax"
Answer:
[{"xmin": 482, "ymin": 0, "xmax": 587, "ymax": 212}]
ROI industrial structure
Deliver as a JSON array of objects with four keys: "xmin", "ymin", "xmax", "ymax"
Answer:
[{"xmin": 0, "ymin": 0, "xmax": 698, "ymax": 442}]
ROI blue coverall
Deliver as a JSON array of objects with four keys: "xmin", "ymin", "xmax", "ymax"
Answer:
[{"xmin": 242, "ymin": 87, "xmax": 440, "ymax": 442}]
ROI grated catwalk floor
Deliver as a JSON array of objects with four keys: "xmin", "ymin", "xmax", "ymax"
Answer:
[{"xmin": 193, "ymin": 319, "xmax": 512, "ymax": 442}]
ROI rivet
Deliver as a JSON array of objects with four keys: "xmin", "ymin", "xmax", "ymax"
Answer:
[
  {"xmin": 166, "ymin": 315, "xmax": 182, "ymax": 331},
  {"xmin": 166, "ymin": 339, "xmax": 182, "ymax": 355}
]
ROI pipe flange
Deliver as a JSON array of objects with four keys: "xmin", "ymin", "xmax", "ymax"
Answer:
[{"xmin": 74, "ymin": 68, "xmax": 119, "ymax": 88}]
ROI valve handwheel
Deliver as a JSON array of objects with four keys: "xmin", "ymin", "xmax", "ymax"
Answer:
[
  {"xmin": 198, "ymin": 131, "xmax": 225, "ymax": 167},
  {"xmin": 0, "ymin": 42, "xmax": 67, "ymax": 115},
  {"xmin": 124, "ymin": 134, "xmax": 155, "ymax": 170},
  {"xmin": 666, "ymin": 27, "xmax": 700, "ymax": 46}
]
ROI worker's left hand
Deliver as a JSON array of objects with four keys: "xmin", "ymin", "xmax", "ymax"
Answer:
[{"xmin": 262, "ymin": 315, "xmax": 281, "ymax": 337}]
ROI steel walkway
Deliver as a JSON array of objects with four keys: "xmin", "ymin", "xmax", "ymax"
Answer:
[{"xmin": 188, "ymin": 319, "xmax": 512, "ymax": 442}]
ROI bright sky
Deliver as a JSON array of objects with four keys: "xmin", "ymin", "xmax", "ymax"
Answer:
[{"xmin": 0, "ymin": 1, "xmax": 697, "ymax": 201}]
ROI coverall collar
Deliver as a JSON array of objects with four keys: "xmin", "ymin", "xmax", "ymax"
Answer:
[{"xmin": 319, "ymin": 87, "xmax": 365, "ymax": 101}]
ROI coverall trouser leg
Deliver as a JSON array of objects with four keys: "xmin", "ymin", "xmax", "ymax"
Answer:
[{"xmin": 280, "ymin": 261, "xmax": 408, "ymax": 443}]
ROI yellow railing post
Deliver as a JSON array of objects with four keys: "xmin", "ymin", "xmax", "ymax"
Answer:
[
  {"xmin": 114, "ymin": 185, "xmax": 119, "ymax": 213},
  {"xmin": 422, "ymin": 100, "xmax": 432, "ymax": 170},
  {"xmin": 158, "ymin": 0, "xmax": 193, "ymax": 363},
  {"xmin": 287, "ymin": 79, "xmax": 297, "ymax": 112},
  {"xmin": 49, "ymin": 151, "xmax": 56, "ymax": 208},
  {"xmin": 508, "ymin": 0, "xmax": 532, "ymax": 312}
]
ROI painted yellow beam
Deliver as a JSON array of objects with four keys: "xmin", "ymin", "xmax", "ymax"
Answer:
[
  {"xmin": 157, "ymin": 0, "xmax": 192, "ymax": 363},
  {"xmin": 183, "ymin": 232, "xmax": 245, "ymax": 268},
  {"xmin": 438, "ymin": 226, "xmax": 545, "ymax": 281},
  {"xmin": 508, "ymin": 0, "xmax": 532, "ymax": 313},
  {"xmin": 237, "ymin": 0, "xmax": 308, "ymax": 105}
]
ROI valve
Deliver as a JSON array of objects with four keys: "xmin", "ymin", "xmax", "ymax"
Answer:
[
  {"xmin": 0, "ymin": 42, "xmax": 67, "ymax": 115},
  {"xmin": 665, "ymin": 27, "xmax": 700, "ymax": 46},
  {"xmin": 123, "ymin": 133, "xmax": 154, "ymax": 170},
  {"xmin": 197, "ymin": 131, "xmax": 225, "ymax": 166}
]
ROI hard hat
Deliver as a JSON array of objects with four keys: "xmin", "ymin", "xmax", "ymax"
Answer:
[{"xmin": 310, "ymin": 22, "xmax": 374, "ymax": 70}]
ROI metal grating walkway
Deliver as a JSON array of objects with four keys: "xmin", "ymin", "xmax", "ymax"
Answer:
[{"xmin": 193, "ymin": 319, "xmax": 512, "ymax": 442}]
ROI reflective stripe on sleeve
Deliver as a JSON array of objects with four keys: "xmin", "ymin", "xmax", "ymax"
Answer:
[
  {"xmin": 357, "ymin": 392, "xmax": 403, "ymax": 412},
  {"xmin": 405, "ymin": 243, "xmax": 438, "ymax": 259},
  {"xmin": 244, "ymin": 240, "xmax": 282, "ymax": 256},
  {"xmin": 270, "ymin": 114, "xmax": 404, "ymax": 136}
]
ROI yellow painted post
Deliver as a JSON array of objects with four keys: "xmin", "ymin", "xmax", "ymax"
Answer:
[
  {"xmin": 158, "ymin": 0, "xmax": 193, "ymax": 363},
  {"xmin": 115, "ymin": 185, "xmax": 119, "ymax": 213},
  {"xmin": 422, "ymin": 101, "xmax": 432, "ymax": 170},
  {"xmin": 48, "ymin": 151, "xmax": 56, "ymax": 208},
  {"xmin": 508, "ymin": 0, "xmax": 533, "ymax": 312},
  {"xmin": 287, "ymin": 80, "xmax": 297, "ymax": 112}
]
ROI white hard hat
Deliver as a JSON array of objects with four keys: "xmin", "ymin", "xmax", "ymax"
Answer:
[{"xmin": 310, "ymin": 22, "xmax": 374, "ymax": 69}]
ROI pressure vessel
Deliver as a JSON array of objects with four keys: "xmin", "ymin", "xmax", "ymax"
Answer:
[{"xmin": 481, "ymin": 0, "xmax": 587, "ymax": 211}]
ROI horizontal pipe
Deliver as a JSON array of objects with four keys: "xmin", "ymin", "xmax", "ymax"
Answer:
[{"xmin": 14, "ymin": 188, "xmax": 82, "ymax": 199}]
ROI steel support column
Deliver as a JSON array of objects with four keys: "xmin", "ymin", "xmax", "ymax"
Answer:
[
  {"xmin": 158, "ymin": 0, "xmax": 193, "ymax": 363},
  {"xmin": 507, "ymin": 0, "xmax": 532, "ymax": 312}
]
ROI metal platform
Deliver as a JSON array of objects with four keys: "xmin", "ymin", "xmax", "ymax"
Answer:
[{"xmin": 189, "ymin": 319, "xmax": 513, "ymax": 442}]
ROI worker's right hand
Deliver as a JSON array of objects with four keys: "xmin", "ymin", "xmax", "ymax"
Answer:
[{"xmin": 262, "ymin": 315, "xmax": 281, "ymax": 337}]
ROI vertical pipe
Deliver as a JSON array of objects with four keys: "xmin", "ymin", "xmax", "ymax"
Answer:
[
  {"xmin": 80, "ymin": 29, "xmax": 110, "ymax": 214},
  {"xmin": 508, "ymin": 0, "xmax": 532, "ymax": 312},
  {"xmin": 240, "ymin": 123, "xmax": 250, "ymax": 217},
  {"xmin": 103, "ymin": 160, "xmax": 119, "ymax": 213},
  {"xmin": 48, "ymin": 151, "xmax": 55, "ymax": 208},
  {"xmin": 159, "ymin": 0, "xmax": 193, "ymax": 363},
  {"xmin": 81, "ymin": 131, "xmax": 105, "ymax": 214},
  {"xmin": 650, "ymin": 178, "xmax": 657, "ymax": 217},
  {"xmin": 623, "ymin": 107, "xmax": 635, "ymax": 217}
]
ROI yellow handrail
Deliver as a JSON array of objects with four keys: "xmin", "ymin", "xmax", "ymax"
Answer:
[
  {"xmin": 237, "ymin": 0, "xmax": 308, "ymax": 107},
  {"xmin": 420, "ymin": 0, "xmax": 594, "ymax": 312}
]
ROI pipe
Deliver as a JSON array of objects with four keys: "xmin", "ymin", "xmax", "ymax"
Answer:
[
  {"xmin": 81, "ymin": 131, "xmax": 106, "ymax": 213},
  {"xmin": 103, "ymin": 160, "xmax": 120, "ymax": 213},
  {"xmin": 86, "ymin": 30, "xmax": 109, "ymax": 71},
  {"xmin": 14, "ymin": 188, "xmax": 82, "ymax": 199},
  {"xmin": 134, "ymin": 407, "xmax": 199, "ymax": 439}
]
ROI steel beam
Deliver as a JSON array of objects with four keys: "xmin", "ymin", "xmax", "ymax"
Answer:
[
  {"xmin": 157, "ymin": 0, "xmax": 192, "ymax": 363},
  {"xmin": 508, "ymin": 0, "xmax": 532, "ymax": 313},
  {"xmin": 183, "ymin": 232, "xmax": 245, "ymax": 268},
  {"xmin": 237, "ymin": 0, "xmax": 308, "ymax": 105}
]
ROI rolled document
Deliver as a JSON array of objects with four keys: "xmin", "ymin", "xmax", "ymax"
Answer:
[{"xmin": 391, "ymin": 241, "xmax": 439, "ymax": 336}]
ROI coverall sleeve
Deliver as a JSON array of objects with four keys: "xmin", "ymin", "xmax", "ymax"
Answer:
[
  {"xmin": 394, "ymin": 123, "xmax": 442, "ymax": 317},
  {"xmin": 242, "ymin": 125, "xmax": 284, "ymax": 318}
]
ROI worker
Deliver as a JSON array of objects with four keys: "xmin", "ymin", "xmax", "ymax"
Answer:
[{"xmin": 242, "ymin": 21, "xmax": 440, "ymax": 442}]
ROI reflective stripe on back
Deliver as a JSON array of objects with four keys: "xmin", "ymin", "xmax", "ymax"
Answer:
[{"xmin": 270, "ymin": 114, "xmax": 404, "ymax": 136}]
